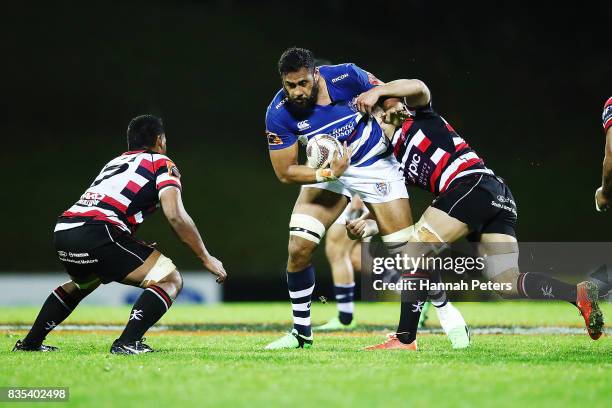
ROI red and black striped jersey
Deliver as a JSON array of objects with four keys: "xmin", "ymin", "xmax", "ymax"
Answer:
[
  {"xmin": 391, "ymin": 103, "xmax": 491, "ymax": 195},
  {"xmin": 603, "ymin": 97, "xmax": 612, "ymax": 133},
  {"xmin": 56, "ymin": 150, "xmax": 182, "ymax": 233}
]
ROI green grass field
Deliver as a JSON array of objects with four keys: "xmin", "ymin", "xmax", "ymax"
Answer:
[{"xmin": 1, "ymin": 302, "xmax": 611, "ymax": 407}]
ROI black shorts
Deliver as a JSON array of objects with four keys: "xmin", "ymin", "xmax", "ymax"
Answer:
[
  {"xmin": 53, "ymin": 224, "xmax": 155, "ymax": 284},
  {"xmin": 432, "ymin": 173, "xmax": 518, "ymax": 237}
]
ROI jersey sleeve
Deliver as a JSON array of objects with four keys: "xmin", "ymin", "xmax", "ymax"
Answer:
[
  {"xmin": 265, "ymin": 109, "xmax": 297, "ymax": 150},
  {"xmin": 348, "ymin": 63, "xmax": 383, "ymax": 93},
  {"xmin": 603, "ymin": 97, "xmax": 612, "ymax": 132},
  {"xmin": 153, "ymin": 155, "xmax": 182, "ymax": 195}
]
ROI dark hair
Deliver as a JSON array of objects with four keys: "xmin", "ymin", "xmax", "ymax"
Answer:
[
  {"xmin": 278, "ymin": 47, "xmax": 315, "ymax": 75},
  {"xmin": 127, "ymin": 115, "xmax": 164, "ymax": 150}
]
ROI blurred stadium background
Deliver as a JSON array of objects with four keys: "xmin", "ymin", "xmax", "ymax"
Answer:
[{"xmin": 1, "ymin": 1, "xmax": 611, "ymax": 303}]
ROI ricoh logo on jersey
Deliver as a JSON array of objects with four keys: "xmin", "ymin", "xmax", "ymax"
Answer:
[
  {"xmin": 297, "ymin": 120, "xmax": 311, "ymax": 131},
  {"xmin": 77, "ymin": 191, "xmax": 104, "ymax": 207},
  {"xmin": 331, "ymin": 73, "xmax": 349, "ymax": 83},
  {"xmin": 275, "ymin": 98, "xmax": 287, "ymax": 110}
]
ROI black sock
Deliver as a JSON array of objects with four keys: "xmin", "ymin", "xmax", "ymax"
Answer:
[
  {"xmin": 517, "ymin": 273, "xmax": 577, "ymax": 302},
  {"xmin": 287, "ymin": 265, "xmax": 315, "ymax": 337},
  {"xmin": 396, "ymin": 277, "xmax": 428, "ymax": 344},
  {"xmin": 119, "ymin": 285, "xmax": 173, "ymax": 342},
  {"xmin": 23, "ymin": 286, "xmax": 80, "ymax": 346},
  {"xmin": 334, "ymin": 283, "xmax": 355, "ymax": 325}
]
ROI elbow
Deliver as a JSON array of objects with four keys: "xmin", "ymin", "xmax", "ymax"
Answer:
[
  {"xmin": 275, "ymin": 172, "xmax": 293, "ymax": 184},
  {"xmin": 414, "ymin": 79, "xmax": 430, "ymax": 101}
]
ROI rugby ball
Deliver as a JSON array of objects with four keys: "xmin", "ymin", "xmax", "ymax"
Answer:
[{"xmin": 306, "ymin": 134, "xmax": 343, "ymax": 169}]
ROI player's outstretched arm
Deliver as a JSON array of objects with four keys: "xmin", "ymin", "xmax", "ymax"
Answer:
[
  {"xmin": 269, "ymin": 142, "xmax": 351, "ymax": 184},
  {"xmin": 596, "ymin": 126, "xmax": 612, "ymax": 211},
  {"xmin": 159, "ymin": 187, "xmax": 227, "ymax": 283},
  {"xmin": 356, "ymin": 79, "xmax": 431, "ymax": 114}
]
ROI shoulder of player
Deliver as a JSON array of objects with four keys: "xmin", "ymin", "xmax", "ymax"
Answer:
[
  {"xmin": 266, "ymin": 89, "xmax": 289, "ymax": 115},
  {"xmin": 141, "ymin": 152, "xmax": 180, "ymax": 175},
  {"xmin": 604, "ymin": 97, "xmax": 612, "ymax": 109},
  {"xmin": 319, "ymin": 63, "xmax": 362, "ymax": 83}
]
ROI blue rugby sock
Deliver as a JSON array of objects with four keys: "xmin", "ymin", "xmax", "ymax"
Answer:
[{"xmin": 287, "ymin": 266, "xmax": 315, "ymax": 337}]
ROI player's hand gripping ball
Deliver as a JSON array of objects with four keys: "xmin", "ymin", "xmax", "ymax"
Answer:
[{"xmin": 306, "ymin": 134, "xmax": 343, "ymax": 169}]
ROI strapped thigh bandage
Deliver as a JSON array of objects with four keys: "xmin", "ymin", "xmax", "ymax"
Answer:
[
  {"xmin": 482, "ymin": 252, "xmax": 519, "ymax": 279},
  {"xmin": 141, "ymin": 254, "xmax": 177, "ymax": 287},
  {"xmin": 289, "ymin": 214, "xmax": 326, "ymax": 244},
  {"xmin": 381, "ymin": 226, "xmax": 414, "ymax": 244}
]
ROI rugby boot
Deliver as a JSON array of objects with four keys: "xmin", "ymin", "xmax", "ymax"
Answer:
[
  {"xmin": 12, "ymin": 339, "xmax": 58, "ymax": 352},
  {"xmin": 110, "ymin": 338, "xmax": 154, "ymax": 355},
  {"xmin": 576, "ymin": 281, "xmax": 604, "ymax": 340},
  {"xmin": 364, "ymin": 334, "xmax": 418, "ymax": 351},
  {"xmin": 264, "ymin": 329, "xmax": 313, "ymax": 349}
]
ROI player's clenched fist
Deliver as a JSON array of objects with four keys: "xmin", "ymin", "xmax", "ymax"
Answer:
[
  {"xmin": 202, "ymin": 255, "xmax": 227, "ymax": 283},
  {"xmin": 330, "ymin": 142, "xmax": 352, "ymax": 177},
  {"xmin": 345, "ymin": 216, "xmax": 379, "ymax": 240},
  {"xmin": 355, "ymin": 87, "xmax": 382, "ymax": 115}
]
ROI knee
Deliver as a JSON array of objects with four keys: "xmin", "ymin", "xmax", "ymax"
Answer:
[
  {"xmin": 161, "ymin": 270, "xmax": 183, "ymax": 294},
  {"xmin": 288, "ymin": 237, "xmax": 316, "ymax": 269},
  {"xmin": 61, "ymin": 280, "xmax": 97, "ymax": 302}
]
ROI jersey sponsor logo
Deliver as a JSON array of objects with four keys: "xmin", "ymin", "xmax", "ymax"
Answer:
[
  {"xmin": 491, "ymin": 200, "xmax": 517, "ymax": 216},
  {"xmin": 496, "ymin": 195, "xmax": 516, "ymax": 207},
  {"xmin": 266, "ymin": 130, "xmax": 283, "ymax": 145},
  {"xmin": 297, "ymin": 120, "xmax": 311, "ymax": 131},
  {"xmin": 331, "ymin": 73, "xmax": 349, "ymax": 83},
  {"xmin": 275, "ymin": 98, "xmax": 288, "ymax": 110},
  {"xmin": 406, "ymin": 153, "xmax": 421, "ymax": 183},
  {"xmin": 77, "ymin": 191, "xmax": 105, "ymax": 206}
]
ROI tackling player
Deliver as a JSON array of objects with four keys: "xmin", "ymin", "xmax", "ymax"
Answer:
[
  {"xmin": 347, "ymin": 80, "xmax": 605, "ymax": 349},
  {"xmin": 13, "ymin": 115, "xmax": 227, "ymax": 355},
  {"xmin": 595, "ymin": 97, "xmax": 612, "ymax": 212},
  {"xmin": 315, "ymin": 196, "xmax": 470, "ymax": 349},
  {"xmin": 264, "ymin": 47, "xmax": 415, "ymax": 349}
]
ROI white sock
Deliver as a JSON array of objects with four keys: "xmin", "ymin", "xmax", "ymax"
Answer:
[{"xmin": 435, "ymin": 302, "xmax": 466, "ymax": 335}]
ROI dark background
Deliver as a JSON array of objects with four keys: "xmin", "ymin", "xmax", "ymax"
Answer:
[{"xmin": 2, "ymin": 1, "xmax": 611, "ymax": 299}]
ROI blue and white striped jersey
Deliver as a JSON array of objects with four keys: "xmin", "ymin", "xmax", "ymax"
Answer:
[{"xmin": 265, "ymin": 63, "xmax": 391, "ymax": 168}]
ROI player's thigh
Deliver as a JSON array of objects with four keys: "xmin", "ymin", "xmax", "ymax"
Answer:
[
  {"xmin": 64, "ymin": 273, "xmax": 101, "ymax": 297},
  {"xmin": 478, "ymin": 233, "xmax": 520, "ymax": 290},
  {"xmin": 365, "ymin": 198, "xmax": 413, "ymax": 236},
  {"xmin": 479, "ymin": 233, "xmax": 519, "ymax": 254},
  {"xmin": 293, "ymin": 186, "xmax": 349, "ymax": 226},
  {"xmin": 416, "ymin": 206, "xmax": 470, "ymax": 243},
  {"xmin": 290, "ymin": 186, "xmax": 349, "ymax": 249},
  {"xmin": 119, "ymin": 249, "xmax": 181, "ymax": 289}
]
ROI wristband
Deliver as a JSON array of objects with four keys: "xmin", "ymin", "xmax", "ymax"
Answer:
[{"xmin": 315, "ymin": 168, "xmax": 337, "ymax": 182}]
